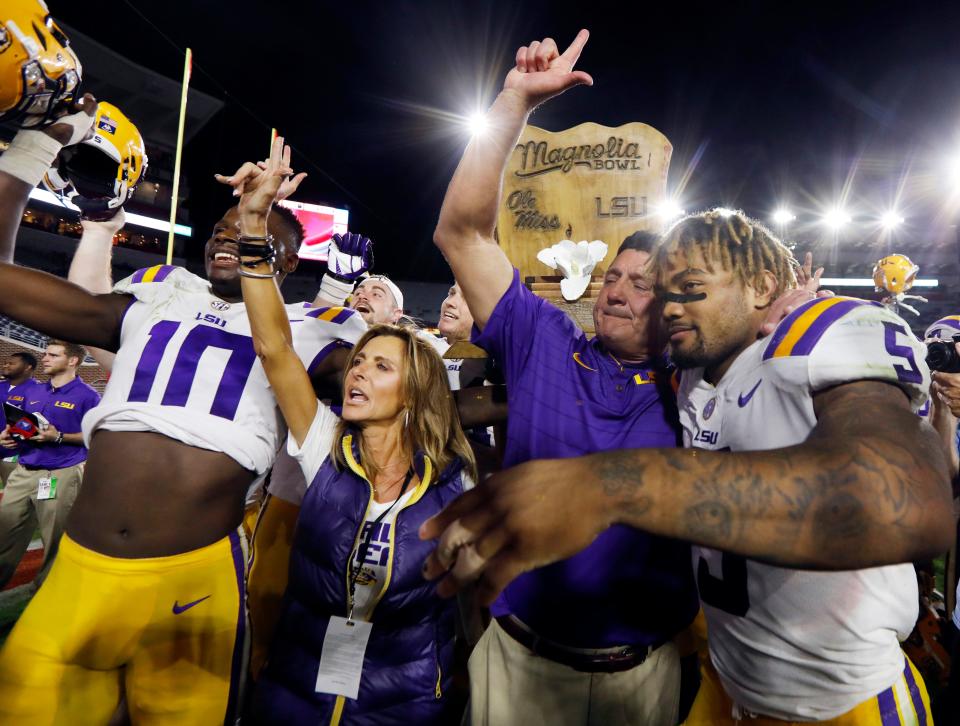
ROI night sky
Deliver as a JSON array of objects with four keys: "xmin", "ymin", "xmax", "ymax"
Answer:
[{"xmin": 52, "ymin": 0, "xmax": 960, "ymax": 281}]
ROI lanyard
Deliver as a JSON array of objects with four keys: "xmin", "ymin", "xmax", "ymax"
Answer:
[{"xmin": 347, "ymin": 469, "xmax": 414, "ymax": 622}]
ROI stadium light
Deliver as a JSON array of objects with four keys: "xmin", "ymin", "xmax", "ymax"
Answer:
[
  {"xmin": 880, "ymin": 210, "xmax": 904, "ymax": 229},
  {"xmin": 949, "ymin": 153, "xmax": 960, "ymax": 189},
  {"xmin": 466, "ymin": 111, "xmax": 489, "ymax": 137},
  {"xmin": 822, "ymin": 207, "xmax": 851, "ymax": 230},
  {"xmin": 716, "ymin": 207, "xmax": 735, "ymax": 217},
  {"xmin": 772, "ymin": 208, "xmax": 796, "ymax": 225},
  {"xmin": 656, "ymin": 198, "xmax": 685, "ymax": 221},
  {"xmin": 820, "ymin": 277, "xmax": 938, "ymax": 288}
]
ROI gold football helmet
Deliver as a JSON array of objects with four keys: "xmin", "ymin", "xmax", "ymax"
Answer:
[
  {"xmin": 873, "ymin": 254, "xmax": 918, "ymax": 295},
  {"xmin": 0, "ymin": 0, "xmax": 82, "ymax": 127},
  {"xmin": 43, "ymin": 102, "xmax": 148, "ymax": 219}
]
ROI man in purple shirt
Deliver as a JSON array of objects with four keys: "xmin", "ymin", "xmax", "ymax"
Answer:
[
  {"xmin": 1, "ymin": 352, "xmax": 41, "ymax": 487},
  {"xmin": 432, "ymin": 29, "xmax": 697, "ymax": 725},
  {"xmin": 0, "ymin": 340, "xmax": 100, "ymax": 587}
]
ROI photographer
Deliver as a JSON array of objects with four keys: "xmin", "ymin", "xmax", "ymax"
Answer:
[{"xmin": 924, "ymin": 316, "xmax": 960, "ymax": 720}]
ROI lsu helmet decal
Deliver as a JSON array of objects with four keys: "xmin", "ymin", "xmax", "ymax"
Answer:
[
  {"xmin": 0, "ymin": 0, "xmax": 82, "ymax": 128},
  {"xmin": 43, "ymin": 101, "xmax": 148, "ymax": 220}
]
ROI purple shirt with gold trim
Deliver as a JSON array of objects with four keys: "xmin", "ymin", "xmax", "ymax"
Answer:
[
  {"xmin": 472, "ymin": 269, "xmax": 698, "ymax": 648},
  {"xmin": 19, "ymin": 377, "xmax": 100, "ymax": 470}
]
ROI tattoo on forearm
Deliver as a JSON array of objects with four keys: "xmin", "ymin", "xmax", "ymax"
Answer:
[
  {"xmin": 683, "ymin": 501, "xmax": 733, "ymax": 541},
  {"xmin": 594, "ymin": 380, "xmax": 951, "ymax": 568},
  {"xmin": 596, "ymin": 450, "xmax": 653, "ymax": 518}
]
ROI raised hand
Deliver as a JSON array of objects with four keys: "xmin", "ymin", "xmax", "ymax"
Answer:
[
  {"xmin": 256, "ymin": 144, "xmax": 307, "ymax": 201},
  {"xmin": 80, "ymin": 207, "xmax": 126, "ymax": 235},
  {"xmin": 42, "ymin": 93, "xmax": 97, "ymax": 147},
  {"xmin": 328, "ymin": 232, "xmax": 374, "ymax": 281},
  {"xmin": 419, "ymin": 456, "xmax": 607, "ymax": 605},
  {"xmin": 215, "ymin": 136, "xmax": 294, "ymax": 220},
  {"xmin": 795, "ymin": 251, "xmax": 824, "ymax": 292},
  {"xmin": 758, "ymin": 252, "xmax": 832, "ymax": 338},
  {"xmin": 504, "ymin": 29, "xmax": 593, "ymax": 110}
]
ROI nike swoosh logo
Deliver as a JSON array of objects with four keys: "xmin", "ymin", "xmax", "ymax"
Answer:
[
  {"xmin": 172, "ymin": 595, "xmax": 211, "ymax": 615},
  {"xmin": 738, "ymin": 379, "xmax": 763, "ymax": 407},
  {"xmin": 572, "ymin": 352, "xmax": 597, "ymax": 372}
]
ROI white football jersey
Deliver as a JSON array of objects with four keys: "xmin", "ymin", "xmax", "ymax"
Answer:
[
  {"xmin": 416, "ymin": 329, "xmax": 460, "ymax": 390},
  {"xmin": 82, "ymin": 265, "xmax": 366, "ymax": 475},
  {"xmin": 677, "ymin": 297, "xmax": 927, "ymax": 720}
]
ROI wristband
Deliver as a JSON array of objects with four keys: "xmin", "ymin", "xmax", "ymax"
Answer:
[
  {"xmin": 239, "ymin": 268, "xmax": 280, "ymax": 279},
  {"xmin": 55, "ymin": 431, "xmax": 64, "ymax": 445},
  {"xmin": 238, "ymin": 236, "xmax": 276, "ymax": 268},
  {"xmin": 318, "ymin": 273, "xmax": 355, "ymax": 304},
  {"xmin": 0, "ymin": 130, "xmax": 63, "ymax": 188}
]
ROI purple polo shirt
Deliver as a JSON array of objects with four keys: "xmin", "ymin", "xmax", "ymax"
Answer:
[
  {"xmin": 472, "ymin": 269, "xmax": 698, "ymax": 648},
  {"xmin": 18, "ymin": 377, "xmax": 100, "ymax": 470},
  {"xmin": 3, "ymin": 378, "xmax": 44, "ymax": 457}
]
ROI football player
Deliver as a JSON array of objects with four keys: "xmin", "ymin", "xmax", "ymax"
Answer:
[
  {"xmin": 424, "ymin": 208, "xmax": 953, "ymax": 723},
  {"xmin": 0, "ymin": 76, "xmax": 365, "ymax": 722}
]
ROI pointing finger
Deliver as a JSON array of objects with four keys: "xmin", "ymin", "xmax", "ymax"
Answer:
[{"xmin": 559, "ymin": 29, "xmax": 590, "ymax": 67}]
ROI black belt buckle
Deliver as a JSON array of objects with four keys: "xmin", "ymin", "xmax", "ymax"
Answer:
[{"xmin": 497, "ymin": 616, "xmax": 660, "ymax": 674}]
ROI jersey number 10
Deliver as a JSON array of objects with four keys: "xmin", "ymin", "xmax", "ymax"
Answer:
[{"xmin": 127, "ymin": 321, "xmax": 258, "ymax": 420}]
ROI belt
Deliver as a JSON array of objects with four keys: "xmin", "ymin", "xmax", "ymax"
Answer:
[{"xmin": 495, "ymin": 615, "xmax": 666, "ymax": 674}]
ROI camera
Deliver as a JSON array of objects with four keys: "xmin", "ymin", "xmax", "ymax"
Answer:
[{"xmin": 925, "ymin": 334, "xmax": 960, "ymax": 373}]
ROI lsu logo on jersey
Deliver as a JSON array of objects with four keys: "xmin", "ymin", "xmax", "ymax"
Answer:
[
  {"xmin": 633, "ymin": 370, "xmax": 656, "ymax": 385},
  {"xmin": 195, "ymin": 312, "xmax": 228, "ymax": 329},
  {"xmin": 694, "ymin": 429, "xmax": 718, "ymax": 446},
  {"xmin": 763, "ymin": 296, "xmax": 878, "ymax": 359},
  {"xmin": 54, "ymin": 401, "xmax": 76, "ymax": 410}
]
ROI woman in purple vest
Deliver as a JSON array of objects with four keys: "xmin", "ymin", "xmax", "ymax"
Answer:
[{"xmin": 232, "ymin": 141, "xmax": 478, "ymax": 724}]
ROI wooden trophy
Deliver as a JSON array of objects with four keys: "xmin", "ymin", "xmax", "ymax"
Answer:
[{"xmin": 496, "ymin": 121, "xmax": 672, "ymax": 333}]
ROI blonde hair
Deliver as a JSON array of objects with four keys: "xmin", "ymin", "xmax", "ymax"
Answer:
[
  {"xmin": 655, "ymin": 209, "xmax": 798, "ymax": 300},
  {"xmin": 332, "ymin": 324, "xmax": 478, "ymax": 483}
]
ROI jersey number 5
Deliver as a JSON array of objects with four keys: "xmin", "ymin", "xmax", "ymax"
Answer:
[
  {"xmin": 127, "ymin": 321, "xmax": 258, "ymax": 420},
  {"xmin": 696, "ymin": 552, "xmax": 750, "ymax": 617},
  {"xmin": 883, "ymin": 321, "xmax": 923, "ymax": 384}
]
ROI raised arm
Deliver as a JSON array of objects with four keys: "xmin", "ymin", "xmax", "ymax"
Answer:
[
  {"xmin": 0, "ymin": 97, "xmax": 130, "ymax": 349},
  {"xmin": 0, "ymin": 96, "xmax": 97, "ymax": 263},
  {"xmin": 433, "ymin": 30, "xmax": 593, "ymax": 329},
  {"xmin": 424, "ymin": 379, "xmax": 954, "ymax": 604},
  {"xmin": 67, "ymin": 211, "xmax": 128, "ymax": 369},
  {"xmin": 222, "ymin": 138, "xmax": 319, "ymax": 444}
]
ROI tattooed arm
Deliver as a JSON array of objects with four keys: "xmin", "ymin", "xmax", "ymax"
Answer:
[{"xmin": 421, "ymin": 379, "xmax": 954, "ymax": 604}]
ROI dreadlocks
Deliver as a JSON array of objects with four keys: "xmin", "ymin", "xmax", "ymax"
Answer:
[{"xmin": 655, "ymin": 209, "xmax": 798, "ymax": 300}]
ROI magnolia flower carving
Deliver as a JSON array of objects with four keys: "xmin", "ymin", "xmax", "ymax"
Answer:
[{"xmin": 537, "ymin": 239, "xmax": 608, "ymax": 301}]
